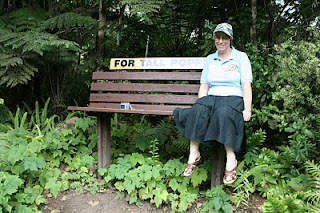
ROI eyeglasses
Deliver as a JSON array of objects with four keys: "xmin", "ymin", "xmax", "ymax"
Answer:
[{"xmin": 214, "ymin": 36, "xmax": 229, "ymax": 41}]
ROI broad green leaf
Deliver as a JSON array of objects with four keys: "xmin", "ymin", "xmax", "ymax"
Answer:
[
  {"xmin": 115, "ymin": 181, "xmax": 125, "ymax": 191},
  {"xmin": 169, "ymin": 178, "xmax": 179, "ymax": 191},
  {"xmin": 124, "ymin": 179, "xmax": 135, "ymax": 194},
  {"xmin": 45, "ymin": 177, "xmax": 61, "ymax": 198},
  {"xmin": 35, "ymin": 195, "xmax": 47, "ymax": 205},
  {"xmin": 213, "ymin": 197, "xmax": 222, "ymax": 210},
  {"xmin": 2, "ymin": 174, "xmax": 24, "ymax": 195},
  {"xmin": 23, "ymin": 156, "xmax": 46, "ymax": 171},
  {"xmin": 139, "ymin": 187, "xmax": 152, "ymax": 200},
  {"xmin": 160, "ymin": 190, "xmax": 168, "ymax": 201}
]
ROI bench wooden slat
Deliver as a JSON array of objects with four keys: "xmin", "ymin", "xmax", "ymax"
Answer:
[
  {"xmin": 67, "ymin": 106, "xmax": 175, "ymax": 115},
  {"xmin": 91, "ymin": 83, "xmax": 200, "ymax": 93},
  {"xmin": 90, "ymin": 93, "xmax": 198, "ymax": 104},
  {"xmin": 92, "ymin": 72, "xmax": 201, "ymax": 80},
  {"xmin": 89, "ymin": 103, "xmax": 192, "ymax": 111}
]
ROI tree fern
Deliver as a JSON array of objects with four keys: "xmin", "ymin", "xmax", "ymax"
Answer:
[
  {"xmin": 7, "ymin": 8, "xmax": 49, "ymax": 32},
  {"xmin": 0, "ymin": 27, "xmax": 80, "ymax": 87},
  {"xmin": 0, "ymin": 52, "xmax": 37, "ymax": 87},
  {"xmin": 44, "ymin": 12, "xmax": 96, "ymax": 31},
  {"xmin": 0, "ymin": 29, "xmax": 80, "ymax": 56}
]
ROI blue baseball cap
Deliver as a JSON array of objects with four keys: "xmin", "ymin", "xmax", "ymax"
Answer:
[{"xmin": 213, "ymin": 23, "xmax": 233, "ymax": 40}]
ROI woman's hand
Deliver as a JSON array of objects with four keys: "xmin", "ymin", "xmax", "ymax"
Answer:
[{"xmin": 242, "ymin": 109, "xmax": 252, "ymax": 121}]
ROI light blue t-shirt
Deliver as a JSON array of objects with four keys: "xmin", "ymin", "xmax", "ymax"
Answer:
[{"xmin": 200, "ymin": 47, "xmax": 252, "ymax": 97}]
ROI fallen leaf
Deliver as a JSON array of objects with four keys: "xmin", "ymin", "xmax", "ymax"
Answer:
[
  {"xmin": 47, "ymin": 193, "xmax": 53, "ymax": 198},
  {"xmin": 88, "ymin": 200, "xmax": 99, "ymax": 206},
  {"xmin": 61, "ymin": 196, "xmax": 67, "ymax": 201},
  {"xmin": 51, "ymin": 209, "xmax": 60, "ymax": 213}
]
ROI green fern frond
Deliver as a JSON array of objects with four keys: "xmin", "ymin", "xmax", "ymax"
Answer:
[
  {"xmin": 262, "ymin": 193, "xmax": 288, "ymax": 213},
  {"xmin": 246, "ymin": 128, "xmax": 266, "ymax": 153},
  {"xmin": 0, "ymin": 18, "xmax": 6, "ymax": 29},
  {"xmin": 44, "ymin": 12, "xmax": 96, "ymax": 30},
  {"xmin": 121, "ymin": 0, "xmax": 166, "ymax": 13},
  {"xmin": 304, "ymin": 161, "xmax": 320, "ymax": 205},
  {"xmin": 171, "ymin": 136, "xmax": 189, "ymax": 150},
  {"xmin": 0, "ymin": 132, "xmax": 9, "ymax": 167},
  {"xmin": 0, "ymin": 104, "xmax": 11, "ymax": 123},
  {"xmin": 8, "ymin": 8, "xmax": 49, "ymax": 32},
  {"xmin": 0, "ymin": 29, "xmax": 80, "ymax": 56},
  {"xmin": 0, "ymin": 53, "xmax": 23, "ymax": 74},
  {"xmin": 316, "ymin": 114, "xmax": 320, "ymax": 142},
  {"xmin": 305, "ymin": 161, "xmax": 320, "ymax": 187},
  {"xmin": 0, "ymin": 61, "xmax": 37, "ymax": 88}
]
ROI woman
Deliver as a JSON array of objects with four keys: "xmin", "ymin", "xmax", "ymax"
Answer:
[{"xmin": 173, "ymin": 23, "xmax": 252, "ymax": 184}]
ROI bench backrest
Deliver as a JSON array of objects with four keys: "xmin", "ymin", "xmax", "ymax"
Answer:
[{"xmin": 89, "ymin": 57, "xmax": 205, "ymax": 115}]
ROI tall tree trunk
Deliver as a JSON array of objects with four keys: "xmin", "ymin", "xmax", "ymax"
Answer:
[
  {"xmin": 0, "ymin": 0, "xmax": 4, "ymax": 14},
  {"xmin": 48, "ymin": 0, "xmax": 56, "ymax": 16},
  {"xmin": 97, "ymin": 0, "xmax": 106, "ymax": 70},
  {"xmin": 251, "ymin": 0, "xmax": 257, "ymax": 48},
  {"xmin": 117, "ymin": 4, "xmax": 125, "ymax": 46},
  {"xmin": 7, "ymin": 0, "xmax": 13, "ymax": 12}
]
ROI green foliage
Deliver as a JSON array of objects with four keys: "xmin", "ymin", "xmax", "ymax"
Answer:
[
  {"xmin": 0, "ymin": 7, "xmax": 81, "ymax": 88},
  {"xmin": 245, "ymin": 128, "xmax": 266, "ymax": 153},
  {"xmin": 121, "ymin": 0, "xmax": 166, "ymax": 13},
  {"xmin": 304, "ymin": 161, "xmax": 320, "ymax": 211},
  {"xmin": 0, "ymin": 172, "xmax": 24, "ymax": 212},
  {"xmin": 100, "ymin": 152, "xmax": 208, "ymax": 212},
  {"xmin": 272, "ymin": 29, "xmax": 320, "ymax": 122},
  {"xmin": 0, "ymin": 29, "xmax": 79, "ymax": 57},
  {"xmin": 279, "ymin": 119, "xmax": 316, "ymax": 165},
  {"xmin": 7, "ymin": 8, "xmax": 49, "ymax": 32},
  {"xmin": 0, "ymin": 51, "xmax": 38, "ymax": 87},
  {"xmin": 201, "ymin": 186, "xmax": 233, "ymax": 213},
  {"xmin": 0, "ymin": 99, "xmax": 99, "ymax": 211},
  {"xmin": 44, "ymin": 12, "xmax": 96, "ymax": 30},
  {"xmin": 246, "ymin": 45, "xmax": 278, "ymax": 108},
  {"xmin": 262, "ymin": 192, "xmax": 307, "ymax": 213},
  {"xmin": 0, "ymin": 100, "xmax": 10, "ymax": 125}
]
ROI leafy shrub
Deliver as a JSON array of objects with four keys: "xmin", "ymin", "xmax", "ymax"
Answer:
[
  {"xmin": 201, "ymin": 186, "xmax": 233, "ymax": 213},
  {"xmin": 99, "ymin": 150, "xmax": 209, "ymax": 212},
  {"xmin": 0, "ymin": 99, "xmax": 98, "ymax": 211}
]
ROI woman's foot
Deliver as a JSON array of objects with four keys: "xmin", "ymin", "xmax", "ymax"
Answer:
[
  {"xmin": 223, "ymin": 159, "xmax": 237, "ymax": 184},
  {"xmin": 184, "ymin": 155, "xmax": 201, "ymax": 177}
]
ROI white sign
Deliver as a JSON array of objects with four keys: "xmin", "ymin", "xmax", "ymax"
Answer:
[{"xmin": 110, "ymin": 57, "xmax": 205, "ymax": 70}]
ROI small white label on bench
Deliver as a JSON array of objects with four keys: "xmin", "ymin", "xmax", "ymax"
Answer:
[
  {"xmin": 120, "ymin": 102, "xmax": 133, "ymax": 110},
  {"xmin": 110, "ymin": 57, "xmax": 205, "ymax": 70}
]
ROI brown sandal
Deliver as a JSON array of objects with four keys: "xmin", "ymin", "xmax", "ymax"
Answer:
[
  {"xmin": 223, "ymin": 161, "xmax": 238, "ymax": 185},
  {"xmin": 183, "ymin": 156, "xmax": 201, "ymax": 177}
]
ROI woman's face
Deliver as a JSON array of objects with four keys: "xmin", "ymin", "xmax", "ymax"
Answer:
[{"xmin": 214, "ymin": 32, "xmax": 231, "ymax": 52}]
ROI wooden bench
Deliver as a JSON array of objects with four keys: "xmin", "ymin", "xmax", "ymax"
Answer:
[{"xmin": 68, "ymin": 57, "xmax": 226, "ymax": 187}]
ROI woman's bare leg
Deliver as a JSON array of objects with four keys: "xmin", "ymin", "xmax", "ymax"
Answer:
[
  {"xmin": 225, "ymin": 145, "xmax": 237, "ymax": 170},
  {"xmin": 224, "ymin": 145, "xmax": 237, "ymax": 182},
  {"xmin": 188, "ymin": 140, "xmax": 201, "ymax": 163}
]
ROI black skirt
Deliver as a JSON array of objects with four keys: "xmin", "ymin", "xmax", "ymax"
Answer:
[{"xmin": 173, "ymin": 95, "xmax": 244, "ymax": 152}]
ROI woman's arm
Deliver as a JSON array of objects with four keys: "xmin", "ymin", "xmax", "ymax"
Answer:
[
  {"xmin": 198, "ymin": 83, "xmax": 209, "ymax": 98},
  {"xmin": 242, "ymin": 82, "xmax": 252, "ymax": 121}
]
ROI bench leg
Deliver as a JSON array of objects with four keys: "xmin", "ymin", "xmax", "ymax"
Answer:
[
  {"xmin": 97, "ymin": 113, "xmax": 111, "ymax": 170},
  {"xmin": 211, "ymin": 142, "xmax": 226, "ymax": 187}
]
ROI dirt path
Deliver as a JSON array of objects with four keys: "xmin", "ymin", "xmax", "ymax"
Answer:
[{"xmin": 43, "ymin": 188, "xmax": 198, "ymax": 213}]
